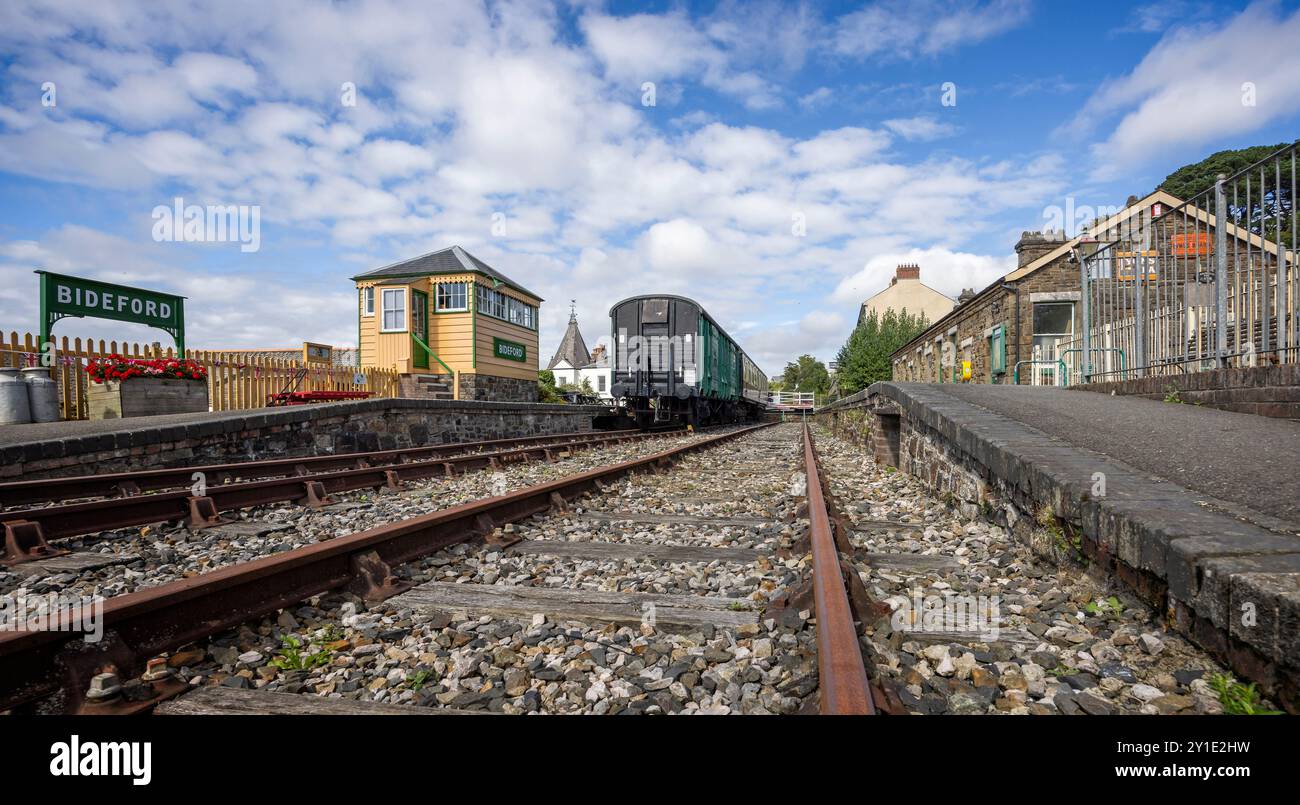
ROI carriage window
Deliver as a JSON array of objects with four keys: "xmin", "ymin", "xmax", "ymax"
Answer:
[{"xmin": 641, "ymin": 299, "xmax": 669, "ymax": 323}]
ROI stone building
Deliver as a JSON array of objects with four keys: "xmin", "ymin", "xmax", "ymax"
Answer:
[
  {"xmin": 858, "ymin": 264, "xmax": 955, "ymax": 326},
  {"xmin": 891, "ymin": 190, "xmax": 1183, "ymax": 385}
]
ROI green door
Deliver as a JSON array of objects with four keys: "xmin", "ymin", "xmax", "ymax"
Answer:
[{"xmin": 411, "ymin": 289, "xmax": 429, "ymax": 369}]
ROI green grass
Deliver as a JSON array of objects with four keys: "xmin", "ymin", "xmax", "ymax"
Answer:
[
  {"xmin": 1084, "ymin": 596, "xmax": 1125, "ymax": 618},
  {"xmin": 269, "ymin": 635, "xmax": 332, "ymax": 672},
  {"xmin": 1038, "ymin": 505, "xmax": 1083, "ymax": 560},
  {"xmin": 409, "ymin": 669, "xmax": 436, "ymax": 691},
  {"xmin": 314, "ymin": 624, "xmax": 345, "ymax": 644},
  {"xmin": 1208, "ymin": 673, "xmax": 1282, "ymax": 715}
]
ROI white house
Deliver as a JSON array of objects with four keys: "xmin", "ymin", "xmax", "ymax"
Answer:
[{"xmin": 547, "ymin": 306, "xmax": 611, "ymax": 399}]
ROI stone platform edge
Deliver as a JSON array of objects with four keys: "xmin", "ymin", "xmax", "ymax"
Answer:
[
  {"xmin": 1, "ymin": 398, "xmax": 611, "ymax": 472},
  {"xmin": 823, "ymin": 381, "xmax": 1300, "ymax": 711}
]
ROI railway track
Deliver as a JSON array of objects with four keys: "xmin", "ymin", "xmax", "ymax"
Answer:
[
  {"xmin": 0, "ymin": 428, "xmax": 671, "ymax": 564},
  {"xmin": 0, "ymin": 421, "xmax": 882, "ymax": 715}
]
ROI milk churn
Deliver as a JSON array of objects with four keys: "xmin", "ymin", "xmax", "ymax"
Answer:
[
  {"xmin": 0, "ymin": 366, "xmax": 32, "ymax": 424},
  {"xmin": 22, "ymin": 366, "xmax": 61, "ymax": 423}
]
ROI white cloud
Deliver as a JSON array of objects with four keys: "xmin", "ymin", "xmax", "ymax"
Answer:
[
  {"xmin": 358, "ymin": 139, "xmax": 436, "ymax": 179},
  {"xmin": 0, "ymin": 0, "xmax": 1081, "ymax": 367},
  {"xmin": 798, "ymin": 87, "xmax": 833, "ymax": 109},
  {"xmin": 1065, "ymin": 3, "xmax": 1300, "ymax": 177},
  {"xmin": 883, "ymin": 116, "xmax": 958, "ymax": 141},
  {"xmin": 581, "ymin": 10, "xmax": 782, "ymax": 110},
  {"xmin": 833, "ymin": 0, "xmax": 1031, "ymax": 60},
  {"xmin": 0, "ymin": 225, "xmax": 356, "ymax": 349},
  {"xmin": 831, "ymin": 247, "xmax": 1013, "ymax": 304}
]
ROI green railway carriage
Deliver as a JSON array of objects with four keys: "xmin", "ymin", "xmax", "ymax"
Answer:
[{"xmin": 609, "ymin": 294, "xmax": 768, "ymax": 428}]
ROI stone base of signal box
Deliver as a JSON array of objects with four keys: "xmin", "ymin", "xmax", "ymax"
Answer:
[{"xmin": 397, "ymin": 372, "xmax": 538, "ymax": 403}]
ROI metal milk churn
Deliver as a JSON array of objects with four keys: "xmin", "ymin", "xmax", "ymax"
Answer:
[
  {"xmin": 22, "ymin": 366, "xmax": 61, "ymax": 423},
  {"xmin": 0, "ymin": 366, "xmax": 32, "ymax": 425}
]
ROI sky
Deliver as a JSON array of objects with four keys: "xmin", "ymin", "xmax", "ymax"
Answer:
[{"xmin": 1, "ymin": 0, "xmax": 1298, "ymax": 375}]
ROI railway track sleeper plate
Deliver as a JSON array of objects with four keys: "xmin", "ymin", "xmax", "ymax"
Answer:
[{"xmin": 1, "ymin": 520, "xmax": 67, "ymax": 566}]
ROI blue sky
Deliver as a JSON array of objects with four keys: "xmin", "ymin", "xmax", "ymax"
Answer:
[{"xmin": 1, "ymin": 0, "xmax": 1298, "ymax": 373}]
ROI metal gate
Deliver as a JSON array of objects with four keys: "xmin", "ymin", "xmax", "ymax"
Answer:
[{"xmin": 1076, "ymin": 141, "xmax": 1297, "ymax": 382}]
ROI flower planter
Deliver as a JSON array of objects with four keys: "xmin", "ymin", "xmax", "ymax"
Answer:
[{"xmin": 88, "ymin": 377, "xmax": 210, "ymax": 420}]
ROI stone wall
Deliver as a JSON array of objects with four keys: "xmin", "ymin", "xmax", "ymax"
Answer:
[
  {"xmin": 1075, "ymin": 364, "xmax": 1300, "ymax": 420},
  {"xmin": 459, "ymin": 372, "xmax": 538, "ymax": 403},
  {"xmin": 816, "ymin": 382, "xmax": 1300, "ymax": 711},
  {"xmin": 1, "ymin": 398, "xmax": 608, "ymax": 480},
  {"xmin": 891, "ymin": 252, "xmax": 1083, "ymax": 386}
]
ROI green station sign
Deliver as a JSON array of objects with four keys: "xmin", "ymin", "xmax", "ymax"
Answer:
[
  {"xmin": 493, "ymin": 337, "xmax": 527, "ymax": 362},
  {"xmin": 38, "ymin": 271, "xmax": 187, "ymax": 354}
]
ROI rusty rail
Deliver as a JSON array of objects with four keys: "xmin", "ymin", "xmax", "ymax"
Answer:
[
  {"xmin": 801, "ymin": 422, "xmax": 875, "ymax": 715},
  {"xmin": 0, "ymin": 428, "xmax": 646, "ymax": 508},
  {"xmin": 0, "ymin": 429, "xmax": 672, "ymax": 560},
  {"xmin": 0, "ymin": 422, "xmax": 773, "ymax": 712}
]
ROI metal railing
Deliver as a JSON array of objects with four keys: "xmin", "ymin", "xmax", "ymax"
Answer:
[
  {"xmin": 768, "ymin": 391, "xmax": 816, "ymax": 410},
  {"xmin": 1012, "ymin": 357, "xmax": 1068, "ymax": 387},
  {"xmin": 1079, "ymin": 141, "xmax": 1298, "ymax": 382}
]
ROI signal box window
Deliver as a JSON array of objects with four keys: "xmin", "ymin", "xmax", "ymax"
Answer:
[{"xmin": 381, "ymin": 288, "xmax": 407, "ymax": 332}]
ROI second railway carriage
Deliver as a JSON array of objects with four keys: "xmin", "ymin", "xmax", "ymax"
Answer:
[{"xmin": 609, "ymin": 294, "xmax": 768, "ymax": 428}]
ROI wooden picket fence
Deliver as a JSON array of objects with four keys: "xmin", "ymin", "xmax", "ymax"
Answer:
[{"xmin": 1, "ymin": 330, "xmax": 400, "ymax": 421}]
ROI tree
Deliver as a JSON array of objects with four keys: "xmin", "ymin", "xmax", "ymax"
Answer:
[
  {"xmin": 781, "ymin": 354, "xmax": 830, "ymax": 395},
  {"xmin": 538, "ymin": 370, "xmax": 564, "ymax": 404},
  {"xmin": 834, "ymin": 307, "xmax": 929, "ymax": 395},
  {"xmin": 1158, "ymin": 142, "xmax": 1295, "ymax": 249},
  {"xmin": 558, "ymin": 377, "xmax": 597, "ymax": 397}
]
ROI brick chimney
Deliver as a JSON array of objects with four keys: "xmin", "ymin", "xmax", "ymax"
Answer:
[
  {"xmin": 890, "ymin": 263, "xmax": 921, "ymax": 286},
  {"xmin": 1014, "ymin": 231, "xmax": 1063, "ymax": 268}
]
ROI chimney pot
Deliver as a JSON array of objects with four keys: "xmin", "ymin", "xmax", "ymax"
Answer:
[
  {"xmin": 894, "ymin": 264, "xmax": 921, "ymax": 281},
  {"xmin": 1015, "ymin": 231, "xmax": 1059, "ymax": 268}
]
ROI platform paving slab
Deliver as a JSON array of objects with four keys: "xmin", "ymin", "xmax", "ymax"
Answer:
[{"xmin": 935, "ymin": 384, "xmax": 1300, "ymax": 529}]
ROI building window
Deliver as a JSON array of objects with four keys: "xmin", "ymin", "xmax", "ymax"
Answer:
[
  {"xmin": 597, "ymin": 375, "xmax": 606, "ymax": 392},
  {"xmin": 362, "ymin": 286, "xmax": 374, "ymax": 316},
  {"xmin": 381, "ymin": 288, "xmax": 407, "ymax": 332},
  {"xmin": 1032, "ymin": 302, "xmax": 1074, "ymax": 382},
  {"xmin": 476, "ymin": 285, "xmax": 536, "ymax": 329},
  {"xmin": 507, "ymin": 297, "xmax": 537, "ymax": 329},
  {"xmin": 436, "ymin": 282, "xmax": 468, "ymax": 312}
]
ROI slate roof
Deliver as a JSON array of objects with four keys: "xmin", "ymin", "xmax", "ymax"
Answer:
[
  {"xmin": 547, "ymin": 310, "xmax": 591, "ymax": 370},
  {"xmin": 351, "ymin": 245, "xmax": 542, "ymax": 300}
]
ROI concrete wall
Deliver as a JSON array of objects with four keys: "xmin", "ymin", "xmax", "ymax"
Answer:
[
  {"xmin": 1, "ymin": 398, "xmax": 608, "ymax": 480},
  {"xmin": 817, "ymin": 383, "xmax": 1300, "ymax": 712},
  {"xmin": 1075, "ymin": 364, "xmax": 1300, "ymax": 420}
]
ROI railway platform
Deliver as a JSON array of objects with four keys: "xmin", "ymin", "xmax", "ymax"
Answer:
[
  {"xmin": 818, "ymin": 382, "xmax": 1300, "ymax": 711},
  {"xmin": 0, "ymin": 397, "xmax": 612, "ymax": 481}
]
